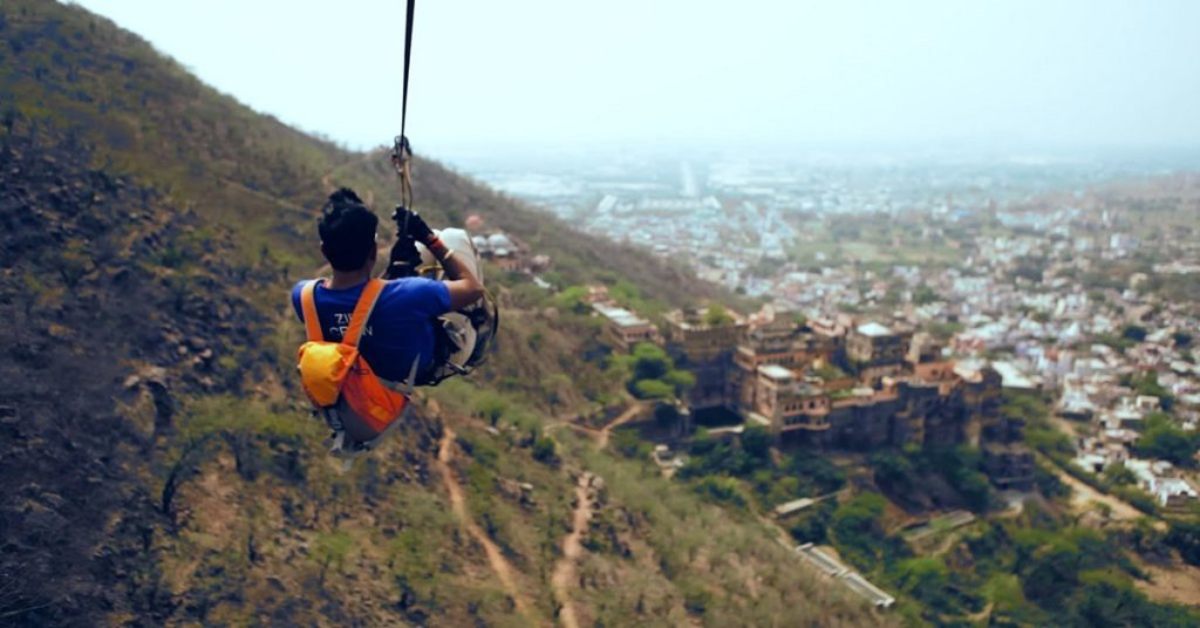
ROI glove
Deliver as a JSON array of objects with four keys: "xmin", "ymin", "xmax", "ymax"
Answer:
[
  {"xmin": 392, "ymin": 206, "xmax": 435, "ymax": 245},
  {"xmin": 384, "ymin": 237, "xmax": 421, "ymax": 279}
]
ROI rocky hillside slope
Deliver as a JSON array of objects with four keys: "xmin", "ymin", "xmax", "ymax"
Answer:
[{"xmin": 0, "ymin": 2, "xmax": 882, "ymax": 625}]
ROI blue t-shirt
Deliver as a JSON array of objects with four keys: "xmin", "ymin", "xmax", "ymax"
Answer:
[{"xmin": 291, "ymin": 278, "xmax": 451, "ymax": 382}]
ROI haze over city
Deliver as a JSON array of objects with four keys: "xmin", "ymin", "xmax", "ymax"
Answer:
[{"xmin": 74, "ymin": 0, "xmax": 1200, "ymax": 154}]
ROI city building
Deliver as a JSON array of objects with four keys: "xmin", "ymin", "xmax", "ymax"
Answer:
[{"xmin": 592, "ymin": 302, "xmax": 661, "ymax": 351}]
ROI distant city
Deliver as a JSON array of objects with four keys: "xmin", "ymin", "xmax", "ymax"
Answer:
[
  {"xmin": 447, "ymin": 145, "xmax": 1198, "ymax": 298},
  {"xmin": 449, "ymin": 145, "xmax": 1200, "ymax": 516}
]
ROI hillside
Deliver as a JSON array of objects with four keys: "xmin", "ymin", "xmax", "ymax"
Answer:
[{"xmin": 0, "ymin": 2, "xmax": 882, "ymax": 625}]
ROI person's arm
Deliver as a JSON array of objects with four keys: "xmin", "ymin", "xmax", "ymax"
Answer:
[
  {"xmin": 430, "ymin": 238, "xmax": 484, "ymax": 310},
  {"xmin": 394, "ymin": 208, "xmax": 483, "ymax": 310}
]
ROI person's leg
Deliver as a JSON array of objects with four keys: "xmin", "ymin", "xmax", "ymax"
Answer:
[
  {"xmin": 436, "ymin": 228, "xmax": 484, "ymax": 289},
  {"xmin": 417, "ymin": 228, "xmax": 491, "ymax": 375}
]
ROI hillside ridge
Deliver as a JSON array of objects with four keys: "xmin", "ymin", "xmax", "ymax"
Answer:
[{"xmin": 0, "ymin": 1, "xmax": 884, "ymax": 625}]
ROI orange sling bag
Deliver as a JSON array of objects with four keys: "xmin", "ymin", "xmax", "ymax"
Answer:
[{"xmin": 297, "ymin": 278, "xmax": 408, "ymax": 439}]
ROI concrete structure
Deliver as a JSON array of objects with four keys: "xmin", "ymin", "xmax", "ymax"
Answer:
[
  {"xmin": 592, "ymin": 302, "xmax": 660, "ymax": 351},
  {"xmin": 773, "ymin": 497, "xmax": 816, "ymax": 518},
  {"xmin": 795, "ymin": 544, "xmax": 896, "ymax": 609}
]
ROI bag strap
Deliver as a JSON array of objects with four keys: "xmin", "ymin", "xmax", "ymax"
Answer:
[
  {"xmin": 342, "ymin": 278, "xmax": 386, "ymax": 348},
  {"xmin": 300, "ymin": 279, "xmax": 324, "ymax": 342}
]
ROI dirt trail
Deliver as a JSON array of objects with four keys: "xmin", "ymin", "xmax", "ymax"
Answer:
[
  {"xmin": 435, "ymin": 428, "xmax": 536, "ymax": 620},
  {"xmin": 1135, "ymin": 559, "xmax": 1200, "ymax": 607},
  {"xmin": 598, "ymin": 402, "xmax": 645, "ymax": 448},
  {"xmin": 1036, "ymin": 452, "xmax": 1148, "ymax": 522},
  {"xmin": 550, "ymin": 473, "xmax": 595, "ymax": 628}
]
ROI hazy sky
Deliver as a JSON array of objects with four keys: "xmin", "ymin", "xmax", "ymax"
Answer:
[{"xmin": 73, "ymin": 0, "xmax": 1200, "ymax": 153}]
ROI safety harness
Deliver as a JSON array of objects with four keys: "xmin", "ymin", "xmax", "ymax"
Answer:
[{"xmin": 298, "ymin": 279, "xmax": 418, "ymax": 460}]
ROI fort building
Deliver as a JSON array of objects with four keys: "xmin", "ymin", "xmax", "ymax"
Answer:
[
  {"xmin": 665, "ymin": 307, "xmax": 748, "ymax": 410},
  {"xmin": 845, "ymin": 322, "xmax": 913, "ymax": 385},
  {"xmin": 676, "ymin": 310, "xmax": 1035, "ymax": 489}
]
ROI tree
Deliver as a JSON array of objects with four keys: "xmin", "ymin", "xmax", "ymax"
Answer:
[
  {"xmin": 693, "ymin": 476, "xmax": 748, "ymax": 508},
  {"xmin": 1021, "ymin": 542, "xmax": 1082, "ymax": 606},
  {"xmin": 703, "ymin": 303, "xmax": 733, "ymax": 326},
  {"xmin": 895, "ymin": 557, "xmax": 955, "ymax": 612},
  {"xmin": 474, "ymin": 393, "xmax": 509, "ymax": 427},
  {"xmin": 1136, "ymin": 413, "xmax": 1199, "ymax": 467},
  {"xmin": 1121, "ymin": 325, "xmax": 1148, "ymax": 343},
  {"xmin": 955, "ymin": 469, "xmax": 993, "ymax": 512},
  {"xmin": 663, "ymin": 369, "xmax": 696, "ymax": 396},
  {"xmin": 913, "ymin": 285, "xmax": 940, "ymax": 305},
  {"xmin": 740, "ymin": 426, "xmax": 772, "ymax": 464},
  {"xmin": 630, "ymin": 343, "xmax": 670, "ymax": 381},
  {"xmin": 1102, "ymin": 463, "xmax": 1137, "ymax": 486},
  {"xmin": 622, "ymin": 342, "xmax": 695, "ymax": 401},
  {"xmin": 553, "ymin": 285, "xmax": 591, "ymax": 314},
  {"xmin": 1165, "ymin": 521, "xmax": 1200, "ymax": 566},
  {"xmin": 832, "ymin": 493, "xmax": 887, "ymax": 566},
  {"xmin": 1130, "ymin": 372, "xmax": 1174, "ymax": 410},
  {"xmin": 788, "ymin": 501, "xmax": 835, "ymax": 544},
  {"xmin": 871, "ymin": 452, "xmax": 916, "ymax": 494},
  {"xmin": 633, "ymin": 379, "xmax": 673, "ymax": 400},
  {"xmin": 787, "ymin": 454, "xmax": 846, "ymax": 494},
  {"xmin": 611, "ymin": 429, "xmax": 650, "ymax": 460},
  {"xmin": 532, "ymin": 436, "xmax": 558, "ymax": 465}
]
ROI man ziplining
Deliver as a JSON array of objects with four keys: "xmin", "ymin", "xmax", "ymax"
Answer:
[
  {"xmin": 291, "ymin": 183, "xmax": 493, "ymax": 457},
  {"xmin": 289, "ymin": 0, "xmax": 497, "ymax": 458}
]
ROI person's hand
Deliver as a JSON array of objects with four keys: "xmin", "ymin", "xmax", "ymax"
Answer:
[{"xmin": 393, "ymin": 206, "xmax": 435, "ymax": 244}]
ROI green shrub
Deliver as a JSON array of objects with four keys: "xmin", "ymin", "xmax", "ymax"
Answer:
[
  {"xmin": 682, "ymin": 584, "xmax": 711, "ymax": 616},
  {"xmin": 633, "ymin": 379, "xmax": 674, "ymax": 400},
  {"xmin": 693, "ymin": 476, "xmax": 749, "ymax": 508},
  {"xmin": 313, "ymin": 530, "xmax": 354, "ymax": 580},
  {"xmin": 1165, "ymin": 521, "xmax": 1200, "ymax": 566},
  {"xmin": 612, "ymin": 429, "xmax": 651, "ymax": 460},
  {"xmin": 703, "ymin": 303, "xmax": 733, "ymax": 326},
  {"xmin": 831, "ymin": 493, "xmax": 888, "ymax": 566},
  {"xmin": 1135, "ymin": 412, "xmax": 1198, "ymax": 467},
  {"xmin": 531, "ymin": 436, "xmax": 558, "ymax": 465}
]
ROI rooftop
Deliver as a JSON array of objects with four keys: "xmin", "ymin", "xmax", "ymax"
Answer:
[
  {"xmin": 592, "ymin": 303, "xmax": 652, "ymax": 328},
  {"xmin": 856, "ymin": 322, "xmax": 893, "ymax": 337},
  {"xmin": 992, "ymin": 360, "xmax": 1037, "ymax": 390},
  {"xmin": 758, "ymin": 364, "xmax": 794, "ymax": 382},
  {"xmin": 774, "ymin": 498, "xmax": 816, "ymax": 517}
]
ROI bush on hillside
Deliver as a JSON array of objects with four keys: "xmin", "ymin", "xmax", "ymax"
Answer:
[{"xmin": 1135, "ymin": 412, "xmax": 1199, "ymax": 467}]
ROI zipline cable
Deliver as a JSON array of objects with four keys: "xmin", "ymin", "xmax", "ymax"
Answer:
[
  {"xmin": 385, "ymin": 0, "xmax": 420, "ymax": 279},
  {"xmin": 400, "ymin": 0, "xmax": 415, "ymax": 144},
  {"xmin": 392, "ymin": 0, "xmax": 416, "ymax": 209}
]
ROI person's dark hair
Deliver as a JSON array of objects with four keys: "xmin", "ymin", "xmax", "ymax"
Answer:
[{"xmin": 318, "ymin": 187, "xmax": 378, "ymax": 271}]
